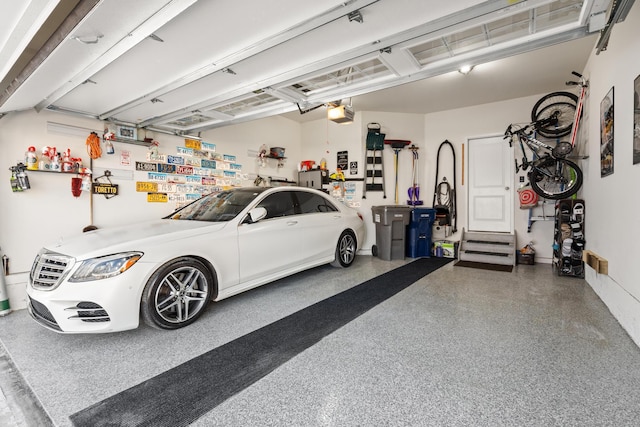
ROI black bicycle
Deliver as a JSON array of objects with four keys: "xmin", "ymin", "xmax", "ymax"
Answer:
[
  {"xmin": 505, "ymin": 71, "xmax": 587, "ymax": 200},
  {"xmin": 505, "ymin": 122, "xmax": 583, "ymax": 200}
]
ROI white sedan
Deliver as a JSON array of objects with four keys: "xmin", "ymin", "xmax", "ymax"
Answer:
[{"xmin": 27, "ymin": 186, "xmax": 365, "ymax": 333}]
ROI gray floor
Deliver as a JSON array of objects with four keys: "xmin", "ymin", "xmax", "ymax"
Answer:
[{"xmin": 1, "ymin": 256, "xmax": 640, "ymax": 426}]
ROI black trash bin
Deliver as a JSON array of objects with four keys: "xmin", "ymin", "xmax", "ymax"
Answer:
[
  {"xmin": 371, "ymin": 205, "xmax": 412, "ymax": 260},
  {"xmin": 406, "ymin": 207, "xmax": 436, "ymax": 258}
]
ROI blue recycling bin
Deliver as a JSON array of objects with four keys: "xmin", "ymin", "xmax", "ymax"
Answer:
[{"xmin": 406, "ymin": 207, "xmax": 436, "ymax": 258}]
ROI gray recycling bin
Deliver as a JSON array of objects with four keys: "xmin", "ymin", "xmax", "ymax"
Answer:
[{"xmin": 371, "ymin": 205, "xmax": 412, "ymax": 260}]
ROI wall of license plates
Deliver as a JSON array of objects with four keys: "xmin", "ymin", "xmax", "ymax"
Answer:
[{"xmin": 134, "ymin": 138, "xmax": 244, "ymax": 207}]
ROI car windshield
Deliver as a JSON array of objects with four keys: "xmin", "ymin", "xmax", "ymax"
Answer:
[{"xmin": 168, "ymin": 188, "xmax": 267, "ymax": 222}]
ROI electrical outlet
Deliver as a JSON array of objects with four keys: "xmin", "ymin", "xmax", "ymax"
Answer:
[{"xmin": 519, "ymin": 176, "xmax": 525, "ymax": 183}]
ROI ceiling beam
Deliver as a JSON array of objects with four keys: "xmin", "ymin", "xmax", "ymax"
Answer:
[{"xmin": 0, "ymin": 0, "xmax": 97, "ymax": 108}]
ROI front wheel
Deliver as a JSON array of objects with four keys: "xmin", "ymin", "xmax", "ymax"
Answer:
[
  {"xmin": 330, "ymin": 230, "xmax": 357, "ymax": 268},
  {"xmin": 528, "ymin": 158, "xmax": 583, "ymax": 200},
  {"xmin": 141, "ymin": 257, "xmax": 213, "ymax": 330},
  {"xmin": 531, "ymin": 91, "xmax": 578, "ymax": 138}
]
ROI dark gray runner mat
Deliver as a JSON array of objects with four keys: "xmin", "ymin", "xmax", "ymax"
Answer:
[{"xmin": 70, "ymin": 257, "xmax": 452, "ymax": 427}]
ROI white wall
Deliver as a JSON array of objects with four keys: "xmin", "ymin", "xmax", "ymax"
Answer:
[
  {"xmin": 580, "ymin": 3, "xmax": 640, "ymax": 346},
  {"xmin": 301, "ymin": 112, "xmax": 426, "ymax": 251},
  {"xmin": 299, "ymin": 96, "xmax": 556, "ymax": 259},
  {"xmin": 423, "ymin": 94, "xmax": 559, "ymax": 261}
]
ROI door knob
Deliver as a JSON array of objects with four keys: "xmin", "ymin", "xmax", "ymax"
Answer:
[{"xmin": 505, "ymin": 186, "xmax": 510, "ymax": 190}]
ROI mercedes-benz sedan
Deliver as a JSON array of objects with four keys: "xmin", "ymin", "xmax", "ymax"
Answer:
[{"xmin": 27, "ymin": 186, "xmax": 365, "ymax": 333}]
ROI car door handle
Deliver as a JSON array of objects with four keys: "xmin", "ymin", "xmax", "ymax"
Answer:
[{"xmin": 286, "ymin": 220, "xmax": 298, "ymax": 226}]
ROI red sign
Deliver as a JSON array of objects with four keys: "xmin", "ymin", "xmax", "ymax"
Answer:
[{"xmin": 177, "ymin": 165, "xmax": 194, "ymax": 175}]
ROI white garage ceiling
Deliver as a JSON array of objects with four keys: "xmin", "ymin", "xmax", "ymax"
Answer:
[{"xmin": 0, "ymin": 0, "xmax": 621, "ymax": 136}]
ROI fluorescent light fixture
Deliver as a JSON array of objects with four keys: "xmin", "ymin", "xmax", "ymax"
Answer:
[{"xmin": 327, "ymin": 105, "xmax": 354, "ymax": 123}]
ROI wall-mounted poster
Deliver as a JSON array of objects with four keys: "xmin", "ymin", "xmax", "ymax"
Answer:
[
  {"xmin": 634, "ymin": 75, "xmax": 640, "ymax": 164},
  {"xmin": 600, "ymin": 87, "xmax": 614, "ymax": 177}
]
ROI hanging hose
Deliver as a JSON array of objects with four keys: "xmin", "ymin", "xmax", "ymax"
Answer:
[{"xmin": 86, "ymin": 132, "xmax": 102, "ymax": 159}]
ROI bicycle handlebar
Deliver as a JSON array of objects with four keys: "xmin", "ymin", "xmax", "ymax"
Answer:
[
  {"xmin": 566, "ymin": 70, "xmax": 586, "ymax": 86},
  {"xmin": 504, "ymin": 125, "xmax": 513, "ymax": 146}
]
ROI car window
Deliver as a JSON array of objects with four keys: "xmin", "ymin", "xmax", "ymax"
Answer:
[
  {"xmin": 295, "ymin": 191, "xmax": 338, "ymax": 214},
  {"xmin": 257, "ymin": 192, "xmax": 297, "ymax": 219},
  {"xmin": 168, "ymin": 188, "xmax": 265, "ymax": 221}
]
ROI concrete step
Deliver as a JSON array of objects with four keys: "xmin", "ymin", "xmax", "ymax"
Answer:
[
  {"xmin": 463, "ymin": 231, "xmax": 515, "ymax": 244},
  {"xmin": 461, "ymin": 241, "xmax": 514, "ymax": 255},
  {"xmin": 459, "ymin": 229, "xmax": 516, "ymax": 266},
  {"xmin": 458, "ymin": 251, "xmax": 514, "ymax": 266}
]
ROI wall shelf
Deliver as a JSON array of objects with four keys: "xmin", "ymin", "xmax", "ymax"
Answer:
[{"xmin": 107, "ymin": 137, "xmax": 154, "ymax": 147}]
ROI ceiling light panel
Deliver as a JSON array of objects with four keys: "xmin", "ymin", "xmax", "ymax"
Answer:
[
  {"xmin": 284, "ymin": 58, "xmax": 389, "ymax": 98},
  {"xmin": 408, "ymin": 0, "xmax": 584, "ymax": 67},
  {"xmin": 212, "ymin": 93, "xmax": 281, "ymax": 116},
  {"xmin": 164, "ymin": 113, "xmax": 217, "ymax": 127},
  {"xmin": 153, "ymin": 93, "xmax": 286, "ymax": 131},
  {"xmin": 533, "ymin": 0, "xmax": 584, "ymax": 32}
]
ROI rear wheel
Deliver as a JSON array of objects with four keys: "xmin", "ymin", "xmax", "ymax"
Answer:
[
  {"xmin": 531, "ymin": 91, "xmax": 578, "ymax": 138},
  {"xmin": 141, "ymin": 257, "xmax": 212, "ymax": 329},
  {"xmin": 331, "ymin": 230, "xmax": 357, "ymax": 268},
  {"xmin": 528, "ymin": 158, "xmax": 583, "ymax": 200}
]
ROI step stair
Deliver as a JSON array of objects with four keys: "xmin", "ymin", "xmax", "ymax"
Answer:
[{"xmin": 458, "ymin": 228, "xmax": 516, "ymax": 266}]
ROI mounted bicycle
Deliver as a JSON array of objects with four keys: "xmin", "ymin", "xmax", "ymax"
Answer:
[
  {"xmin": 506, "ymin": 71, "xmax": 587, "ymax": 200},
  {"xmin": 505, "ymin": 122, "xmax": 583, "ymax": 200}
]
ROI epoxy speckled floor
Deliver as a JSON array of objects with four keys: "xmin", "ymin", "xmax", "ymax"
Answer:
[{"xmin": 1, "ymin": 256, "xmax": 640, "ymax": 426}]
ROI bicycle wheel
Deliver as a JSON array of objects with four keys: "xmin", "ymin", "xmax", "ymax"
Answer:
[
  {"xmin": 531, "ymin": 91, "xmax": 578, "ymax": 138},
  {"xmin": 528, "ymin": 158, "xmax": 583, "ymax": 200}
]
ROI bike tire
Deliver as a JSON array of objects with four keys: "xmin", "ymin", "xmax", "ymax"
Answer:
[
  {"xmin": 528, "ymin": 158, "xmax": 583, "ymax": 200},
  {"xmin": 531, "ymin": 91, "xmax": 578, "ymax": 138}
]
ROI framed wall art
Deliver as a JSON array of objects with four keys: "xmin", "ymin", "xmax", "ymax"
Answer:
[
  {"xmin": 600, "ymin": 87, "xmax": 614, "ymax": 177},
  {"xmin": 634, "ymin": 75, "xmax": 640, "ymax": 165}
]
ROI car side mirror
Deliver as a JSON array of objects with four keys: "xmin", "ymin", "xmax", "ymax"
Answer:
[{"xmin": 247, "ymin": 207, "xmax": 267, "ymax": 223}]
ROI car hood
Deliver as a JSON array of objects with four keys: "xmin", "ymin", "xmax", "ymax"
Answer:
[{"xmin": 46, "ymin": 220, "xmax": 227, "ymax": 259}]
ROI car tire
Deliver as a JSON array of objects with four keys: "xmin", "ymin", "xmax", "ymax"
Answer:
[
  {"xmin": 141, "ymin": 257, "xmax": 213, "ymax": 330},
  {"xmin": 330, "ymin": 230, "xmax": 357, "ymax": 268}
]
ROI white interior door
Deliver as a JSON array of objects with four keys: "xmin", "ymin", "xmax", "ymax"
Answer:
[{"xmin": 468, "ymin": 135, "xmax": 514, "ymax": 232}]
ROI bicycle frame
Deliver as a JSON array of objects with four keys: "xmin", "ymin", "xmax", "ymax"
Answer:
[
  {"xmin": 567, "ymin": 71, "xmax": 589, "ymax": 149},
  {"xmin": 506, "ymin": 124, "xmax": 560, "ymax": 173}
]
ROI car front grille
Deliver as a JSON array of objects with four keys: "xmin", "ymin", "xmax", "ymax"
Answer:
[
  {"xmin": 28, "ymin": 297, "xmax": 62, "ymax": 331},
  {"xmin": 30, "ymin": 251, "xmax": 74, "ymax": 290}
]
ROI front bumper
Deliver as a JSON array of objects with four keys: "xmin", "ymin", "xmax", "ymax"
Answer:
[{"xmin": 26, "ymin": 266, "xmax": 153, "ymax": 334}]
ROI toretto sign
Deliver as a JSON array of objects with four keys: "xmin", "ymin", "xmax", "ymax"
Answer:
[{"xmin": 92, "ymin": 183, "xmax": 119, "ymax": 195}]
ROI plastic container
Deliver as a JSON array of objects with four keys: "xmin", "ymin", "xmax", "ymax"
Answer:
[
  {"xmin": 25, "ymin": 146, "xmax": 38, "ymax": 170},
  {"xmin": 406, "ymin": 208, "xmax": 436, "ymax": 258},
  {"xmin": 270, "ymin": 147, "xmax": 285, "ymax": 158},
  {"xmin": 371, "ymin": 205, "xmax": 412, "ymax": 260},
  {"xmin": 300, "ymin": 160, "xmax": 315, "ymax": 171}
]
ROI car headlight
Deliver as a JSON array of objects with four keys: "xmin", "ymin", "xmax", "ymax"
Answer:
[{"xmin": 69, "ymin": 252, "xmax": 143, "ymax": 282}]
